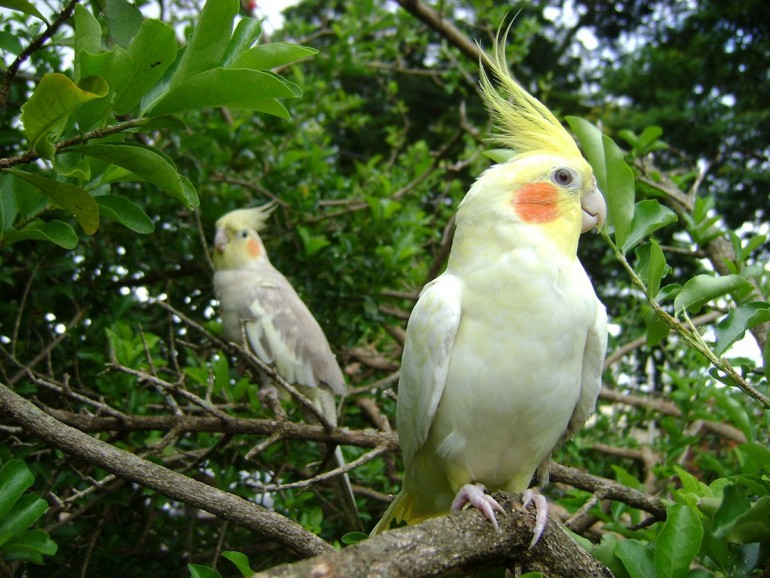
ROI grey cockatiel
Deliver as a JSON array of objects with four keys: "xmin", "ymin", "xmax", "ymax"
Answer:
[{"xmin": 212, "ymin": 203, "xmax": 362, "ymax": 531}]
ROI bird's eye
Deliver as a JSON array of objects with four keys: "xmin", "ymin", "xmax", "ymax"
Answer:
[
  {"xmin": 239, "ymin": 230, "xmax": 249, "ymax": 239},
  {"xmin": 552, "ymin": 168, "xmax": 575, "ymax": 187}
]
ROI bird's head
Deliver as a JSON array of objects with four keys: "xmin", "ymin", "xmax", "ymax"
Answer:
[
  {"xmin": 212, "ymin": 202, "xmax": 277, "ymax": 271},
  {"xmin": 456, "ymin": 30, "xmax": 606, "ymax": 256}
]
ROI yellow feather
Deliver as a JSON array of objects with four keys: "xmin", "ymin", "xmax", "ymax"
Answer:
[
  {"xmin": 478, "ymin": 24, "xmax": 582, "ymax": 160},
  {"xmin": 215, "ymin": 201, "xmax": 278, "ymax": 233}
]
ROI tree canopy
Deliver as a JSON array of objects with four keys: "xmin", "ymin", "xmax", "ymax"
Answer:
[{"xmin": 0, "ymin": 1, "xmax": 768, "ymax": 577}]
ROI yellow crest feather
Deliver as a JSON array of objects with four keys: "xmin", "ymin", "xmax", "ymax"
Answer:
[
  {"xmin": 216, "ymin": 201, "xmax": 278, "ymax": 232},
  {"xmin": 478, "ymin": 25, "xmax": 581, "ymax": 160}
]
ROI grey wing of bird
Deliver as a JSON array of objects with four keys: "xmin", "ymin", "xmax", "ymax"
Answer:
[{"xmin": 234, "ymin": 264, "xmax": 362, "ymax": 530}]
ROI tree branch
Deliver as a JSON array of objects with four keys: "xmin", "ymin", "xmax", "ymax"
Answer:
[
  {"xmin": 0, "ymin": 382, "xmax": 332, "ymax": 559},
  {"xmin": 253, "ymin": 492, "xmax": 612, "ymax": 578}
]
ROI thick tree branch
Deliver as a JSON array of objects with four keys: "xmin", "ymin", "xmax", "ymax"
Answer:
[
  {"xmin": 253, "ymin": 492, "xmax": 612, "ymax": 578},
  {"xmin": 0, "ymin": 383, "xmax": 332, "ymax": 559}
]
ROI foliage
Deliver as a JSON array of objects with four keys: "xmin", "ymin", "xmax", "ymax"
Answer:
[{"xmin": 0, "ymin": 0, "xmax": 768, "ymax": 577}]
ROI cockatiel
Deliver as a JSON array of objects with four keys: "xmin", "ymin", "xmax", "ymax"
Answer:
[
  {"xmin": 212, "ymin": 203, "xmax": 362, "ymax": 531},
  {"xmin": 372, "ymin": 34, "xmax": 608, "ymax": 544}
]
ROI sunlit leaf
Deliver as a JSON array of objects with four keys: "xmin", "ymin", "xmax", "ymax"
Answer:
[
  {"xmin": 147, "ymin": 69, "xmax": 299, "ymax": 117},
  {"xmin": 115, "ymin": 19, "xmax": 177, "ymax": 115},
  {"xmin": 170, "ymin": 0, "xmax": 238, "ymax": 88},
  {"xmin": 714, "ymin": 302, "xmax": 770, "ymax": 355},
  {"xmin": 20, "ymin": 74, "xmax": 109, "ymax": 159},
  {"xmin": 567, "ymin": 117, "xmax": 635, "ymax": 245},
  {"xmin": 221, "ymin": 550, "xmax": 254, "ymax": 577},
  {"xmin": 622, "ymin": 199, "xmax": 677, "ymax": 254},
  {"xmin": 6, "ymin": 169, "xmax": 99, "ymax": 234},
  {"xmin": 76, "ymin": 143, "xmax": 198, "ymax": 208},
  {"xmin": 674, "ymin": 274, "xmax": 750, "ymax": 315},
  {"xmin": 655, "ymin": 503, "xmax": 703, "ymax": 578},
  {"xmin": 231, "ymin": 43, "xmax": 318, "ymax": 70},
  {"xmin": 616, "ymin": 540, "xmax": 655, "ymax": 578},
  {"xmin": 0, "ymin": 0, "xmax": 48, "ymax": 23},
  {"xmin": 220, "ymin": 18, "xmax": 262, "ymax": 67}
]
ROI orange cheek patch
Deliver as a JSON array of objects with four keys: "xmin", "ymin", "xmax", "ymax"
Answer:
[
  {"xmin": 512, "ymin": 182, "xmax": 560, "ymax": 224},
  {"xmin": 247, "ymin": 238, "xmax": 261, "ymax": 258}
]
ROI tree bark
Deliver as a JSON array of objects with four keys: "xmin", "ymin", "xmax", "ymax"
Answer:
[
  {"xmin": 0, "ymin": 383, "xmax": 332, "ymax": 559},
  {"xmin": 253, "ymin": 492, "xmax": 614, "ymax": 578}
]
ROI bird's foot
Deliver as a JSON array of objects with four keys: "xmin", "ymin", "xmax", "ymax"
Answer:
[
  {"xmin": 521, "ymin": 489, "xmax": 548, "ymax": 548},
  {"xmin": 451, "ymin": 483, "xmax": 505, "ymax": 531}
]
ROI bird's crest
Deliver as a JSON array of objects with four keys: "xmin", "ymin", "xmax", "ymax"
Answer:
[
  {"xmin": 216, "ymin": 201, "xmax": 278, "ymax": 232},
  {"xmin": 478, "ymin": 24, "xmax": 582, "ymax": 161}
]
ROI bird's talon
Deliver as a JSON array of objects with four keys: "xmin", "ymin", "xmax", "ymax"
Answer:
[
  {"xmin": 521, "ymin": 489, "xmax": 548, "ymax": 548},
  {"xmin": 452, "ymin": 483, "xmax": 504, "ymax": 531}
]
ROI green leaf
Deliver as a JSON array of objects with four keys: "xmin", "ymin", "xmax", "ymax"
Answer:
[
  {"xmin": 0, "ymin": 461, "xmax": 34, "ymax": 521},
  {"xmin": 0, "ymin": 494, "xmax": 49, "ymax": 548},
  {"xmin": 616, "ymin": 539, "xmax": 656, "ymax": 578},
  {"xmin": 220, "ymin": 18, "xmax": 263, "ymax": 67},
  {"xmin": 592, "ymin": 534, "xmax": 631, "ymax": 578},
  {"xmin": 643, "ymin": 306, "xmax": 670, "ymax": 346},
  {"xmin": 147, "ymin": 69, "xmax": 299, "ymax": 117},
  {"xmin": 187, "ymin": 564, "xmax": 222, "ymax": 578},
  {"xmin": 340, "ymin": 531, "xmax": 369, "ymax": 545},
  {"xmin": 20, "ymin": 74, "xmax": 109, "ymax": 159},
  {"xmin": 635, "ymin": 240, "xmax": 669, "ymax": 299},
  {"xmin": 715, "ymin": 394, "xmax": 753, "ymax": 443},
  {"xmin": 6, "ymin": 169, "xmax": 99, "ymax": 234},
  {"xmin": 95, "ymin": 196, "xmax": 154, "ymax": 234},
  {"xmin": 73, "ymin": 4, "xmax": 101, "ymax": 80},
  {"xmin": 724, "ymin": 496, "xmax": 770, "ymax": 543},
  {"xmin": 655, "ymin": 503, "xmax": 703, "ymax": 578},
  {"xmin": 170, "ymin": 0, "xmax": 238, "ymax": 88},
  {"xmin": 221, "ymin": 551, "xmax": 254, "ymax": 577},
  {"xmin": 76, "ymin": 48, "xmax": 134, "ymax": 130},
  {"xmin": 622, "ymin": 199, "xmax": 678, "ymax": 254},
  {"xmin": 0, "ymin": 176, "xmax": 20, "ymax": 233},
  {"xmin": 231, "ymin": 43, "xmax": 319, "ymax": 70},
  {"xmin": 673, "ymin": 274, "xmax": 750, "ymax": 315},
  {"xmin": 566, "ymin": 117, "xmax": 635, "ymax": 245},
  {"xmin": 0, "ymin": 0, "xmax": 48, "ymax": 23},
  {"xmin": 1, "ymin": 219, "xmax": 78, "ymax": 249},
  {"xmin": 714, "ymin": 302, "xmax": 770, "ymax": 356},
  {"xmin": 76, "ymin": 143, "xmax": 198, "ymax": 208},
  {"xmin": 115, "ymin": 19, "xmax": 178, "ymax": 115},
  {"xmin": 104, "ymin": 0, "xmax": 143, "ymax": 49},
  {"xmin": 297, "ymin": 226, "xmax": 331, "ymax": 256},
  {"xmin": 1, "ymin": 528, "xmax": 58, "ymax": 564},
  {"xmin": 712, "ymin": 484, "xmax": 750, "ymax": 538}
]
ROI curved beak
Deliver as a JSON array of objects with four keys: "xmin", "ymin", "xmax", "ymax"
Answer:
[
  {"xmin": 581, "ymin": 185, "xmax": 606, "ymax": 233},
  {"xmin": 214, "ymin": 228, "xmax": 229, "ymax": 253}
]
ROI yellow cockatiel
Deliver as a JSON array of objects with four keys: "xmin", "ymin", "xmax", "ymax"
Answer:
[
  {"xmin": 372, "ymin": 35, "xmax": 608, "ymax": 543},
  {"xmin": 212, "ymin": 204, "xmax": 362, "ymax": 531}
]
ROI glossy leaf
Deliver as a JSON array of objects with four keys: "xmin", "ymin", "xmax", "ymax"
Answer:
[
  {"xmin": 635, "ymin": 240, "xmax": 669, "ymax": 299},
  {"xmin": 1, "ymin": 219, "xmax": 78, "ymax": 248},
  {"xmin": 1, "ymin": 528, "xmax": 58, "ymax": 564},
  {"xmin": 188, "ymin": 564, "xmax": 222, "ymax": 578},
  {"xmin": 643, "ymin": 306, "xmax": 670, "ymax": 346},
  {"xmin": 655, "ymin": 503, "xmax": 703, "ymax": 578},
  {"xmin": 221, "ymin": 550, "xmax": 254, "ymax": 577},
  {"xmin": 0, "ymin": 461, "xmax": 34, "ymax": 521},
  {"xmin": 674, "ymin": 274, "xmax": 750, "ymax": 315},
  {"xmin": 147, "ymin": 69, "xmax": 299, "ymax": 117},
  {"xmin": 714, "ymin": 302, "xmax": 770, "ymax": 355},
  {"xmin": 76, "ymin": 143, "xmax": 198, "ymax": 208},
  {"xmin": 0, "ymin": 494, "xmax": 48, "ymax": 548},
  {"xmin": 221, "ymin": 18, "xmax": 262, "ymax": 67},
  {"xmin": 622, "ymin": 199, "xmax": 677, "ymax": 254},
  {"xmin": 616, "ymin": 539, "xmax": 655, "ymax": 578},
  {"xmin": 73, "ymin": 4, "xmax": 101, "ymax": 79},
  {"xmin": 231, "ymin": 43, "xmax": 319, "ymax": 70},
  {"xmin": 0, "ymin": 0, "xmax": 48, "ymax": 22},
  {"xmin": 7, "ymin": 169, "xmax": 99, "ymax": 234},
  {"xmin": 114, "ymin": 19, "xmax": 177, "ymax": 115},
  {"xmin": 567, "ymin": 116, "xmax": 635, "ymax": 246},
  {"xmin": 170, "ymin": 0, "xmax": 238, "ymax": 88},
  {"xmin": 96, "ymin": 196, "xmax": 155, "ymax": 234},
  {"xmin": 104, "ymin": 0, "xmax": 143, "ymax": 49},
  {"xmin": 0, "ymin": 176, "xmax": 19, "ymax": 233},
  {"xmin": 20, "ymin": 74, "xmax": 109, "ymax": 159}
]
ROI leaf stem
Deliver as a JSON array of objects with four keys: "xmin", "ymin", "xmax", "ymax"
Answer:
[{"xmin": 603, "ymin": 231, "xmax": 770, "ymax": 409}]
